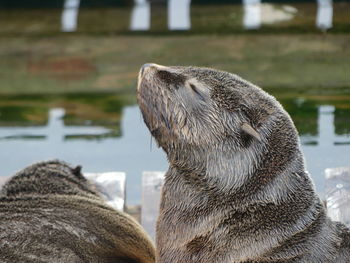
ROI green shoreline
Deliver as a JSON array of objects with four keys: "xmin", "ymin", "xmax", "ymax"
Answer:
[{"xmin": 1, "ymin": 34, "xmax": 350, "ymax": 95}]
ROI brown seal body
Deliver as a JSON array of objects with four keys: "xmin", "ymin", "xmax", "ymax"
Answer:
[
  {"xmin": 137, "ymin": 64, "xmax": 350, "ymax": 263},
  {"xmin": 0, "ymin": 160, "xmax": 155, "ymax": 263}
]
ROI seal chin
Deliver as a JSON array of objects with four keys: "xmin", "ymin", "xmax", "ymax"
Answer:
[{"xmin": 137, "ymin": 63, "xmax": 171, "ymax": 133}]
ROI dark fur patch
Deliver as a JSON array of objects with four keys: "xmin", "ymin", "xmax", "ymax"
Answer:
[
  {"xmin": 156, "ymin": 70, "xmax": 186, "ymax": 88},
  {"xmin": 186, "ymin": 235, "xmax": 210, "ymax": 254}
]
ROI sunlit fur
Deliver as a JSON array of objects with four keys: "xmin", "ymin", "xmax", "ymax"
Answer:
[
  {"xmin": 137, "ymin": 64, "xmax": 350, "ymax": 263},
  {"xmin": 0, "ymin": 160, "xmax": 155, "ymax": 263}
]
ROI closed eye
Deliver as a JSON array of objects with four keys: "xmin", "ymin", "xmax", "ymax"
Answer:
[
  {"xmin": 190, "ymin": 84, "xmax": 202, "ymax": 96},
  {"xmin": 190, "ymin": 84, "xmax": 206, "ymax": 101}
]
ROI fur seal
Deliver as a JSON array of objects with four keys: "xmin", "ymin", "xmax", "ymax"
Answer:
[
  {"xmin": 137, "ymin": 64, "xmax": 350, "ymax": 263},
  {"xmin": 0, "ymin": 160, "xmax": 155, "ymax": 263}
]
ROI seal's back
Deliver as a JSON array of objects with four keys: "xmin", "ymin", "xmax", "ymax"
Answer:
[{"xmin": 0, "ymin": 160, "xmax": 155, "ymax": 263}]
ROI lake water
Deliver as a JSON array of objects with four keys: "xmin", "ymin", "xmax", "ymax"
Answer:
[
  {"xmin": 0, "ymin": 96, "xmax": 349, "ymax": 205},
  {"xmin": 0, "ymin": 1, "xmax": 349, "ymax": 205}
]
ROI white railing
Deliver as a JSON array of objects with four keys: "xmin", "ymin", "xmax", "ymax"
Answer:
[
  {"xmin": 60, "ymin": 0, "xmax": 334, "ymax": 32},
  {"xmin": 0, "ymin": 108, "xmax": 111, "ymax": 141},
  {"xmin": 317, "ymin": 0, "xmax": 333, "ymax": 30},
  {"xmin": 130, "ymin": 0, "xmax": 151, "ymax": 31},
  {"xmin": 61, "ymin": 0, "xmax": 80, "ymax": 32}
]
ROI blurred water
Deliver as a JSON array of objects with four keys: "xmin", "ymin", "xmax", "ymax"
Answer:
[
  {"xmin": 0, "ymin": 1, "xmax": 348, "ymax": 207},
  {"xmin": 0, "ymin": 102, "xmax": 349, "ymax": 205},
  {"xmin": 0, "ymin": 106, "xmax": 168, "ymax": 205},
  {"xmin": 303, "ymin": 106, "xmax": 350, "ymax": 196},
  {"xmin": 0, "ymin": 108, "xmax": 111, "ymax": 140}
]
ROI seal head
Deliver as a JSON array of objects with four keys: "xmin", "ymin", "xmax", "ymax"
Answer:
[{"xmin": 137, "ymin": 63, "xmax": 296, "ymax": 185}]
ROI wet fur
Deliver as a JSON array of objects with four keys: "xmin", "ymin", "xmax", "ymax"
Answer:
[
  {"xmin": 0, "ymin": 160, "xmax": 155, "ymax": 263},
  {"xmin": 137, "ymin": 65, "xmax": 350, "ymax": 263}
]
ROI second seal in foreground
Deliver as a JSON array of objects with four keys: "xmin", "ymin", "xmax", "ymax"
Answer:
[
  {"xmin": 137, "ymin": 64, "xmax": 350, "ymax": 263},
  {"xmin": 0, "ymin": 160, "xmax": 155, "ymax": 263}
]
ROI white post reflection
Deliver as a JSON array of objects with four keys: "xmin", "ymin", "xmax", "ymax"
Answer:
[
  {"xmin": 318, "ymin": 105, "xmax": 335, "ymax": 147},
  {"xmin": 168, "ymin": 0, "xmax": 191, "ymax": 30},
  {"xmin": 130, "ymin": 0, "xmax": 151, "ymax": 31},
  {"xmin": 0, "ymin": 108, "xmax": 111, "ymax": 142},
  {"xmin": 316, "ymin": 0, "xmax": 333, "ymax": 30},
  {"xmin": 47, "ymin": 108, "xmax": 65, "ymax": 143},
  {"xmin": 61, "ymin": 0, "xmax": 80, "ymax": 32},
  {"xmin": 301, "ymin": 105, "xmax": 350, "ymax": 198},
  {"xmin": 243, "ymin": 0, "xmax": 261, "ymax": 30}
]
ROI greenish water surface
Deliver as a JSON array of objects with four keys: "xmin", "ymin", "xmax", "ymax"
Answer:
[
  {"xmin": 0, "ymin": 90, "xmax": 349, "ymax": 205},
  {"xmin": 0, "ymin": 4, "xmax": 349, "ymax": 203}
]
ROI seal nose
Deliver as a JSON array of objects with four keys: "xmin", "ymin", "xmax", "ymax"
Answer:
[{"xmin": 140, "ymin": 63, "xmax": 155, "ymax": 76}]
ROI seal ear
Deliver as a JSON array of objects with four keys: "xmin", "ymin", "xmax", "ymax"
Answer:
[
  {"xmin": 72, "ymin": 165, "xmax": 82, "ymax": 175},
  {"xmin": 72, "ymin": 165, "xmax": 85, "ymax": 180},
  {"xmin": 241, "ymin": 123, "xmax": 261, "ymax": 142}
]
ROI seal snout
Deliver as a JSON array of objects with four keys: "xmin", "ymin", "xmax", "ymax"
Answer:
[
  {"xmin": 140, "ymin": 63, "xmax": 153, "ymax": 76},
  {"xmin": 138, "ymin": 63, "xmax": 164, "ymax": 91},
  {"xmin": 140, "ymin": 63, "xmax": 160, "ymax": 77}
]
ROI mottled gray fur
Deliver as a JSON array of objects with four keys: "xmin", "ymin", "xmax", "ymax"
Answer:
[
  {"xmin": 0, "ymin": 160, "xmax": 155, "ymax": 263},
  {"xmin": 137, "ymin": 64, "xmax": 350, "ymax": 263}
]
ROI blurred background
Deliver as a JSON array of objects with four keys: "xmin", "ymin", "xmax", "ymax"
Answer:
[{"xmin": 0, "ymin": 0, "xmax": 349, "ymax": 205}]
